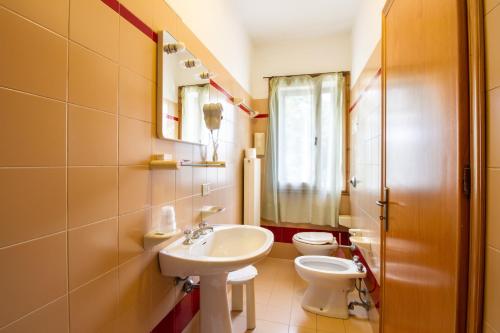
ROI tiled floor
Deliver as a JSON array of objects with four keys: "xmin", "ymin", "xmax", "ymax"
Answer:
[{"xmin": 184, "ymin": 257, "xmax": 373, "ymax": 333}]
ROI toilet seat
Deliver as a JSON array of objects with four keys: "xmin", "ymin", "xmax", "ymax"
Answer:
[
  {"xmin": 292, "ymin": 232, "xmax": 338, "ymax": 255},
  {"xmin": 293, "ymin": 232, "xmax": 334, "ymax": 245}
]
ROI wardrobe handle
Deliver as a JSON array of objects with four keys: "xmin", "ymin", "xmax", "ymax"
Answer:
[{"xmin": 377, "ymin": 187, "xmax": 390, "ymax": 231}]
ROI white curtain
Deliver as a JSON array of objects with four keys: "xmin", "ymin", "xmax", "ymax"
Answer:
[
  {"xmin": 262, "ymin": 74, "xmax": 345, "ymax": 226},
  {"xmin": 180, "ymin": 84, "xmax": 210, "ymax": 144}
]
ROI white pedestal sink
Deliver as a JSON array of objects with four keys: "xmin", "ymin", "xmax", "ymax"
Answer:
[{"xmin": 159, "ymin": 225, "xmax": 274, "ymax": 333}]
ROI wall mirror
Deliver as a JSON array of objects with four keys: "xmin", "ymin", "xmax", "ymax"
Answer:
[{"xmin": 156, "ymin": 31, "xmax": 213, "ymax": 145}]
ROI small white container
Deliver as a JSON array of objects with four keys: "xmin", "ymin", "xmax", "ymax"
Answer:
[{"xmin": 245, "ymin": 148, "xmax": 257, "ymax": 159}]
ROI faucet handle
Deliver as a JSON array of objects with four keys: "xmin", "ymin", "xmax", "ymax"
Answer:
[
  {"xmin": 356, "ymin": 262, "xmax": 365, "ymax": 273},
  {"xmin": 183, "ymin": 229, "xmax": 194, "ymax": 245},
  {"xmin": 199, "ymin": 221, "xmax": 208, "ymax": 229},
  {"xmin": 352, "ymin": 255, "xmax": 360, "ymax": 263}
]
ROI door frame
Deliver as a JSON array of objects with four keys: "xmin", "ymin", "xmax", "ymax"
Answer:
[{"xmin": 379, "ymin": 0, "xmax": 487, "ymax": 332}]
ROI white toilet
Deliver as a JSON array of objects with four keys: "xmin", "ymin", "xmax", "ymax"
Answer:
[
  {"xmin": 292, "ymin": 232, "xmax": 338, "ymax": 256},
  {"xmin": 294, "ymin": 255, "xmax": 366, "ymax": 319}
]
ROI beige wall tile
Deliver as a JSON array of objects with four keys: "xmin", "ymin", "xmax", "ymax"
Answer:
[
  {"xmin": 486, "ymin": 6, "xmax": 500, "ymax": 90},
  {"xmin": 0, "ymin": 296, "xmax": 68, "ymax": 333},
  {"xmin": 484, "ymin": 323, "xmax": 498, "ymax": 333},
  {"xmin": 175, "ymin": 143, "xmax": 193, "ymax": 199},
  {"xmin": 0, "ymin": 233, "xmax": 67, "ymax": 327},
  {"xmin": 487, "ymin": 168, "xmax": 500, "ymax": 250},
  {"xmin": 152, "ymin": 169, "xmax": 176, "ymax": 205},
  {"xmin": 119, "ymin": 209, "xmax": 151, "ymax": 264},
  {"xmin": 0, "ymin": 168, "xmax": 66, "ymax": 247},
  {"xmin": 119, "ymin": 116, "xmax": 152, "ymax": 166},
  {"xmin": 151, "ymin": 0, "xmax": 178, "ymax": 33},
  {"xmin": 175, "ymin": 196, "xmax": 193, "ymax": 230},
  {"xmin": 69, "ymin": 269, "xmax": 119, "ymax": 333},
  {"xmin": 0, "ymin": 7, "xmax": 67, "ymax": 100},
  {"xmin": 68, "ymin": 105, "xmax": 118, "ymax": 166},
  {"xmin": 117, "ymin": 253, "xmax": 152, "ymax": 332},
  {"xmin": 119, "ymin": 18, "xmax": 156, "ymax": 81},
  {"xmin": 119, "ymin": 166, "xmax": 151, "ymax": 214},
  {"xmin": 485, "ymin": 0, "xmax": 500, "ymax": 14},
  {"xmin": 68, "ymin": 167, "xmax": 118, "ymax": 228},
  {"xmin": 0, "ymin": 88, "xmax": 66, "ymax": 167},
  {"xmin": 119, "ymin": 67, "xmax": 154, "ymax": 122},
  {"xmin": 484, "ymin": 247, "xmax": 500, "ymax": 332},
  {"xmin": 487, "ymin": 87, "xmax": 500, "ymax": 167},
  {"xmin": 193, "ymin": 167, "xmax": 207, "ymax": 196},
  {"xmin": 68, "ymin": 42, "xmax": 118, "ymax": 113},
  {"xmin": 0, "ymin": 0, "xmax": 69, "ymax": 36},
  {"xmin": 69, "ymin": 0, "xmax": 119, "ymax": 61},
  {"xmin": 68, "ymin": 218, "xmax": 118, "ymax": 290}
]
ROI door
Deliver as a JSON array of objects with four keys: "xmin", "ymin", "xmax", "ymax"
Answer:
[{"xmin": 381, "ymin": 0, "xmax": 469, "ymax": 332}]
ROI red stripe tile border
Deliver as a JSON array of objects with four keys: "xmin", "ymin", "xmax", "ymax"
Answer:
[
  {"xmin": 101, "ymin": 0, "xmax": 119, "ymax": 12},
  {"xmin": 209, "ymin": 79, "xmax": 234, "ymax": 103},
  {"xmin": 166, "ymin": 114, "xmax": 179, "ymax": 122},
  {"xmin": 254, "ymin": 113, "xmax": 269, "ymax": 119},
  {"xmin": 260, "ymin": 225, "xmax": 350, "ymax": 245},
  {"xmin": 101, "ymin": 0, "xmax": 158, "ymax": 42},
  {"xmin": 349, "ymin": 68, "xmax": 382, "ymax": 113},
  {"xmin": 152, "ymin": 288, "xmax": 200, "ymax": 333},
  {"xmin": 238, "ymin": 103, "xmax": 251, "ymax": 114}
]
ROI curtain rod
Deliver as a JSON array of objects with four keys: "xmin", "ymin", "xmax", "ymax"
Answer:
[{"xmin": 263, "ymin": 71, "xmax": 350, "ymax": 79}]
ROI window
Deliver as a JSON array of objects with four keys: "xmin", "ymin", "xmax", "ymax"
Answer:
[
  {"xmin": 277, "ymin": 84, "xmax": 315, "ymax": 187},
  {"xmin": 276, "ymin": 77, "xmax": 342, "ymax": 191}
]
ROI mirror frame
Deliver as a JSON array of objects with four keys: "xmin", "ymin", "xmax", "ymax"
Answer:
[{"xmin": 156, "ymin": 30, "xmax": 212, "ymax": 146}]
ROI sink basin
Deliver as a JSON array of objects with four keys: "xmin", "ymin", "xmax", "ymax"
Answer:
[
  {"xmin": 159, "ymin": 224, "xmax": 274, "ymax": 333},
  {"xmin": 159, "ymin": 224, "xmax": 273, "ymax": 277}
]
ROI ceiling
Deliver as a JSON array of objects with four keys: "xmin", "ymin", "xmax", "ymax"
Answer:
[{"xmin": 228, "ymin": 0, "xmax": 362, "ymax": 44}]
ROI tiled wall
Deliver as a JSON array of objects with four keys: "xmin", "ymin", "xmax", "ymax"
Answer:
[
  {"xmin": 348, "ymin": 42, "xmax": 381, "ymax": 333},
  {"xmin": 348, "ymin": 43, "xmax": 381, "ymax": 282},
  {"xmin": 0, "ymin": 0, "xmax": 251, "ymax": 331},
  {"xmin": 484, "ymin": 1, "xmax": 500, "ymax": 332}
]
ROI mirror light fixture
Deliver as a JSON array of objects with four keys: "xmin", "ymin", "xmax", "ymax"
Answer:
[
  {"xmin": 180, "ymin": 58, "xmax": 202, "ymax": 69},
  {"xmin": 164, "ymin": 42, "xmax": 186, "ymax": 54},
  {"xmin": 198, "ymin": 72, "xmax": 216, "ymax": 80}
]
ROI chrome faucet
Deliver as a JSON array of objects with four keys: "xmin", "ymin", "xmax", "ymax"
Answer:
[
  {"xmin": 183, "ymin": 222, "xmax": 214, "ymax": 244},
  {"xmin": 193, "ymin": 221, "xmax": 213, "ymax": 239}
]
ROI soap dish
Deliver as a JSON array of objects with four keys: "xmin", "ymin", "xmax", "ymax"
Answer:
[
  {"xmin": 200, "ymin": 205, "xmax": 226, "ymax": 217},
  {"xmin": 144, "ymin": 229, "xmax": 181, "ymax": 250}
]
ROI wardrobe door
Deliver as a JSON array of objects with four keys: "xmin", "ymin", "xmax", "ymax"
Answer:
[{"xmin": 381, "ymin": 0, "xmax": 469, "ymax": 332}]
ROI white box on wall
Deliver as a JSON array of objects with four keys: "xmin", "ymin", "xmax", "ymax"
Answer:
[{"xmin": 254, "ymin": 132, "xmax": 265, "ymax": 156}]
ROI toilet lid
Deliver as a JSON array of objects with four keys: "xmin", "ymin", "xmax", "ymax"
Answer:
[{"xmin": 294, "ymin": 232, "xmax": 334, "ymax": 245}]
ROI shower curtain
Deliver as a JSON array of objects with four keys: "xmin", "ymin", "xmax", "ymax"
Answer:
[{"xmin": 262, "ymin": 73, "xmax": 345, "ymax": 226}]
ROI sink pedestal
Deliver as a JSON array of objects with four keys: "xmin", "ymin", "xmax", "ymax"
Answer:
[{"xmin": 200, "ymin": 273, "xmax": 232, "ymax": 333}]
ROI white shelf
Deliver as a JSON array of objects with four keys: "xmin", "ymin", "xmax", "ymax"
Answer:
[{"xmin": 143, "ymin": 229, "xmax": 182, "ymax": 249}]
